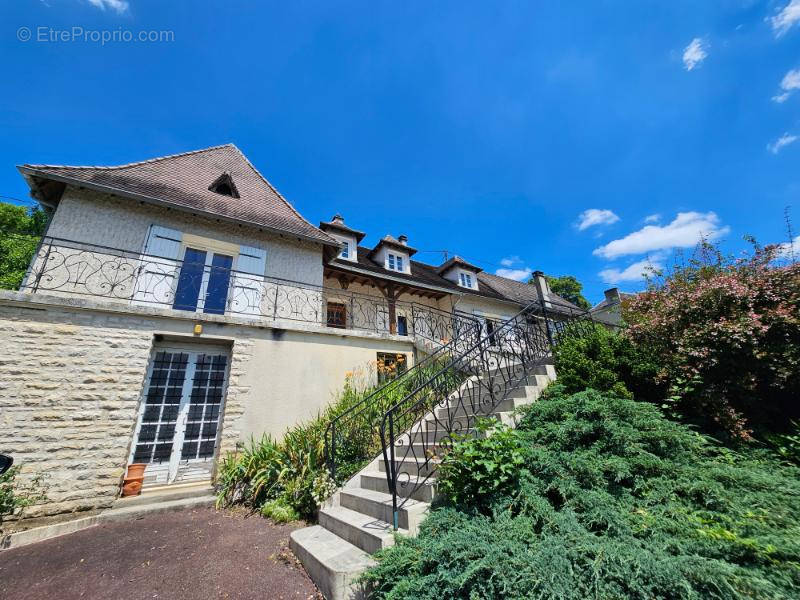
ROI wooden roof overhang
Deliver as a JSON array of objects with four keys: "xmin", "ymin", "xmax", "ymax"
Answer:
[{"xmin": 323, "ymin": 264, "xmax": 451, "ymax": 301}]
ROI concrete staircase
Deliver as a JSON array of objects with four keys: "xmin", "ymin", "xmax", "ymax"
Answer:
[{"xmin": 290, "ymin": 363, "xmax": 555, "ymax": 600}]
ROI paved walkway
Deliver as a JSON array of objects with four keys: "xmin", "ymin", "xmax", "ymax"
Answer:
[{"xmin": 0, "ymin": 507, "xmax": 321, "ymax": 600}]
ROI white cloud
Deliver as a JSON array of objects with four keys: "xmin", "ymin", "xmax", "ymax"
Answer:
[
  {"xmin": 776, "ymin": 235, "xmax": 800, "ymax": 259},
  {"xmin": 771, "ymin": 0, "xmax": 800, "ymax": 37},
  {"xmin": 644, "ymin": 214, "xmax": 661, "ymax": 224},
  {"xmin": 495, "ymin": 267, "xmax": 533, "ymax": 282},
  {"xmin": 499, "ymin": 255, "xmax": 521, "ymax": 267},
  {"xmin": 767, "ymin": 132, "xmax": 799, "ymax": 154},
  {"xmin": 87, "ymin": 0, "xmax": 129, "ymax": 13},
  {"xmin": 682, "ymin": 38, "xmax": 708, "ymax": 71},
  {"xmin": 593, "ymin": 211, "xmax": 729, "ymax": 259},
  {"xmin": 576, "ymin": 209, "xmax": 620, "ymax": 231},
  {"xmin": 772, "ymin": 68, "xmax": 800, "ymax": 103},
  {"xmin": 599, "ymin": 257, "xmax": 663, "ymax": 284}
]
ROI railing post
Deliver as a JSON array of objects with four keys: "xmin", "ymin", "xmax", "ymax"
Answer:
[
  {"xmin": 31, "ymin": 238, "xmax": 52, "ymax": 293},
  {"xmin": 388, "ymin": 410, "xmax": 398, "ymax": 531},
  {"xmin": 330, "ymin": 422, "xmax": 337, "ymax": 483}
]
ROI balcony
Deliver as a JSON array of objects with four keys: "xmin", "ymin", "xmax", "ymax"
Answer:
[{"xmin": 20, "ymin": 236, "xmax": 480, "ymax": 341}]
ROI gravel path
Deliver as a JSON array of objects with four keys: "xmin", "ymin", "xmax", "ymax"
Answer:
[{"xmin": 0, "ymin": 507, "xmax": 321, "ymax": 600}]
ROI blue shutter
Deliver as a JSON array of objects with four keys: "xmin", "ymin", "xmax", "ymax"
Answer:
[
  {"xmin": 230, "ymin": 245, "xmax": 267, "ymax": 317},
  {"xmin": 133, "ymin": 225, "xmax": 183, "ymax": 308}
]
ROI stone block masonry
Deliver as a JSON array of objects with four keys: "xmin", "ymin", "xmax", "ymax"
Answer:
[{"xmin": 0, "ymin": 300, "xmax": 250, "ymax": 522}]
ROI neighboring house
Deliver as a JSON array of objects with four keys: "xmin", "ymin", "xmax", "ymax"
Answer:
[
  {"xmin": 0, "ymin": 144, "xmax": 582, "ymax": 520},
  {"xmin": 590, "ymin": 287, "xmax": 632, "ymax": 326}
]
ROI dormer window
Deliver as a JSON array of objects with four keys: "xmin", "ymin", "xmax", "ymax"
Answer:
[
  {"xmin": 388, "ymin": 253, "xmax": 404, "ymax": 272},
  {"xmin": 340, "ymin": 243, "xmax": 349, "ymax": 259},
  {"xmin": 208, "ymin": 173, "xmax": 240, "ymax": 198},
  {"xmin": 459, "ymin": 272, "xmax": 473, "ymax": 288}
]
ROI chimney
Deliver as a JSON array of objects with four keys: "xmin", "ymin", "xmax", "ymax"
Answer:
[
  {"xmin": 531, "ymin": 271, "xmax": 552, "ymax": 308},
  {"xmin": 332, "ymin": 214, "xmax": 345, "ymax": 225},
  {"xmin": 604, "ymin": 287, "xmax": 621, "ymax": 304},
  {"xmin": 398, "ymin": 234, "xmax": 408, "ymax": 245}
]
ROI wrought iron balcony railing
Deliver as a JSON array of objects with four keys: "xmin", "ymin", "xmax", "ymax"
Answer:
[{"xmin": 18, "ymin": 236, "xmax": 477, "ymax": 340}]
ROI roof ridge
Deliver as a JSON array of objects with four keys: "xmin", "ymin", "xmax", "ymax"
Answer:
[
  {"xmin": 227, "ymin": 145, "xmax": 335, "ymax": 243},
  {"xmin": 19, "ymin": 143, "xmax": 237, "ymax": 171}
]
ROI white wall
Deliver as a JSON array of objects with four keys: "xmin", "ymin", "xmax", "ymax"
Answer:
[{"xmin": 45, "ymin": 187, "xmax": 324, "ymax": 286}]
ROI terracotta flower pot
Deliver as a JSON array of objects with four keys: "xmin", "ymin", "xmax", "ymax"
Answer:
[
  {"xmin": 121, "ymin": 478, "xmax": 143, "ymax": 497},
  {"xmin": 126, "ymin": 463, "xmax": 147, "ymax": 479}
]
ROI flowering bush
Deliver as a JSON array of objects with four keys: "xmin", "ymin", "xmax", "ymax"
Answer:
[{"xmin": 624, "ymin": 241, "xmax": 800, "ymax": 439}]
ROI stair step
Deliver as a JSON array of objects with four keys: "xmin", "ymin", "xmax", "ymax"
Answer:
[
  {"xmin": 359, "ymin": 471, "xmax": 437, "ymax": 502},
  {"xmin": 318, "ymin": 505, "xmax": 407, "ymax": 554},
  {"xmin": 289, "ymin": 525, "xmax": 375, "ymax": 600},
  {"xmin": 377, "ymin": 455, "xmax": 439, "ymax": 478},
  {"xmin": 339, "ymin": 488, "xmax": 429, "ymax": 534},
  {"xmin": 433, "ymin": 392, "xmax": 532, "ymax": 420},
  {"xmin": 410, "ymin": 427, "xmax": 476, "ymax": 444}
]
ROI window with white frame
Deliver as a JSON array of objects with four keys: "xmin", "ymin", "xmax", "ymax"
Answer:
[
  {"xmin": 387, "ymin": 253, "xmax": 405, "ymax": 272},
  {"xmin": 340, "ymin": 242, "xmax": 349, "ymax": 259},
  {"xmin": 459, "ymin": 272, "xmax": 473, "ymax": 288}
]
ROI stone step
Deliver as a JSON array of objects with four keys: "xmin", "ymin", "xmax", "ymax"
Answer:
[
  {"xmin": 289, "ymin": 525, "xmax": 375, "ymax": 600},
  {"xmin": 409, "ymin": 427, "xmax": 476, "ymax": 444},
  {"xmin": 112, "ymin": 481, "xmax": 213, "ymax": 508},
  {"xmin": 339, "ymin": 488, "xmax": 429, "ymax": 534},
  {"xmin": 101, "ymin": 495, "xmax": 216, "ymax": 523},
  {"xmin": 377, "ymin": 455, "xmax": 438, "ymax": 479},
  {"xmin": 318, "ymin": 505, "xmax": 407, "ymax": 555},
  {"xmin": 433, "ymin": 389, "xmax": 535, "ymax": 421},
  {"xmin": 359, "ymin": 471, "xmax": 437, "ymax": 503}
]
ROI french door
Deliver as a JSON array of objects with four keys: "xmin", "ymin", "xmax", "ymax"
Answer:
[
  {"xmin": 130, "ymin": 348, "xmax": 230, "ymax": 487},
  {"xmin": 173, "ymin": 247, "xmax": 234, "ymax": 315}
]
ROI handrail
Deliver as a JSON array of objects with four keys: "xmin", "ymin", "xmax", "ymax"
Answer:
[
  {"xmin": 379, "ymin": 299, "xmax": 594, "ymax": 528},
  {"xmin": 323, "ymin": 307, "xmax": 482, "ymax": 482}
]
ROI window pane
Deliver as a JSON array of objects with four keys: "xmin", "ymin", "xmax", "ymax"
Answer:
[
  {"xmin": 397, "ymin": 257, "xmax": 403, "ymax": 271},
  {"xmin": 388, "ymin": 254, "xmax": 395, "ymax": 269},
  {"xmin": 204, "ymin": 253, "xmax": 233, "ymax": 315},
  {"xmin": 173, "ymin": 248, "xmax": 207, "ymax": 311},
  {"xmin": 341, "ymin": 244, "xmax": 349, "ymax": 258}
]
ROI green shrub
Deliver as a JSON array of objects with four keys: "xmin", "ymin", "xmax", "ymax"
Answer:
[
  {"xmin": 554, "ymin": 322, "xmax": 663, "ymax": 400},
  {"xmin": 624, "ymin": 240, "xmax": 800, "ymax": 439},
  {"xmin": 362, "ymin": 387, "xmax": 800, "ymax": 599},
  {"xmin": 260, "ymin": 498, "xmax": 300, "ymax": 523},
  {"xmin": 216, "ymin": 359, "xmax": 463, "ymax": 520},
  {"xmin": 437, "ymin": 420, "xmax": 527, "ymax": 511}
]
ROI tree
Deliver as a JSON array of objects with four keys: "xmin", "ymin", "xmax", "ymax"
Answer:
[
  {"xmin": 0, "ymin": 202, "xmax": 48, "ymax": 290},
  {"xmin": 538, "ymin": 274, "xmax": 591, "ymax": 310}
]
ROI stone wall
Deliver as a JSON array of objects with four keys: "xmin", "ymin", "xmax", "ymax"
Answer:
[{"xmin": 0, "ymin": 291, "xmax": 414, "ymax": 522}]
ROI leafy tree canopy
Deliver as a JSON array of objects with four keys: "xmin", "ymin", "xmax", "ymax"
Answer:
[
  {"xmin": 0, "ymin": 202, "xmax": 47, "ymax": 290},
  {"xmin": 537, "ymin": 274, "xmax": 591, "ymax": 310}
]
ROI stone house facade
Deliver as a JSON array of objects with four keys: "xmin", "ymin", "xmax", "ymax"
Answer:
[{"xmin": 0, "ymin": 144, "xmax": 580, "ymax": 522}]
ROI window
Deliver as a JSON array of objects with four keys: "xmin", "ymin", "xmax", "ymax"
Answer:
[
  {"xmin": 173, "ymin": 248, "xmax": 233, "ymax": 315},
  {"xmin": 397, "ymin": 315, "xmax": 408, "ymax": 336},
  {"xmin": 377, "ymin": 352, "xmax": 407, "ymax": 384},
  {"xmin": 327, "ymin": 302, "xmax": 347, "ymax": 328},
  {"xmin": 459, "ymin": 272, "xmax": 473, "ymax": 288},
  {"xmin": 387, "ymin": 253, "xmax": 404, "ymax": 272},
  {"xmin": 340, "ymin": 242, "xmax": 349, "ymax": 259}
]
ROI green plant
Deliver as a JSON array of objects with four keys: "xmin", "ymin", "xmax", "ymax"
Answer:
[
  {"xmin": 260, "ymin": 498, "xmax": 300, "ymax": 523},
  {"xmin": 0, "ymin": 466, "xmax": 48, "ymax": 532},
  {"xmin": 766, "ymin": 420, "xmax": 800, "ymax": 465},
  {"xmin": 554, "ymin": 322, "xmax": 663, "ymax": 401},
  {"xmin": 362, "ymin": 387, "xmax": 800, "ymax": 599},
  {"xmin": 625, "ymin": 240, "xmax": 800, "ymax": 439},
  {"xmin": 437, "ymin": 420, "xmax": 527, "ymax": 510},
  {"xmin": 0, "ymin": 203, "xmax": 48, "ymax": 290}
]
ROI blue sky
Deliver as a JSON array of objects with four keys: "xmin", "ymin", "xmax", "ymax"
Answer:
[{"xmin": 2, "ymin": 1, "xmax": 799, "ymax": 303}]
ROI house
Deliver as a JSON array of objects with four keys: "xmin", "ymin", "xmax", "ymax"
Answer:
[
  {"xmin": 590, "ymin": 287, "xmax": 631, "ymax": 326},
  {"xmin": 0, "ymin": 144, "xmax": 582, "ymax": 521}
]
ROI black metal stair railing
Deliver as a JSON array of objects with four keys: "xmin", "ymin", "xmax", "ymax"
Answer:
[
  {"xmin": 379, "ymin": 299, "xmax": 587, "ymax": 529},
  {"xmin": 323, "ymin": 308, "xmax": 482, "ymax": 484}
]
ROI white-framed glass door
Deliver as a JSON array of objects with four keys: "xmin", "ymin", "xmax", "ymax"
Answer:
[
  {"xmin": 172, "ymin": 247, "xmax": 234, "ymax": 315},
  {"xmin": 129, "ymin": 347, "xmax": 230, "ymax": 487}
]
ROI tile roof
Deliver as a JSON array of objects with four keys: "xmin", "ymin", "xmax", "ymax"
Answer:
[
  {"xmin": 328, "ymin": 248, "xmax": 582, "ymax": 313},
  {"xmin": 19, "ymin": 144, "xmax": 337, "ymax": 246},
  {"xmin": 437, "ymin": 255, "xmax": 482, "ymax": 275},
  {"xmin": 319, "ymin": 215, "xmax": 367, "ymax": 242},
  {"xmin": 367, "ymin": 235, "xmax": 418, "ymax": 257}
]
